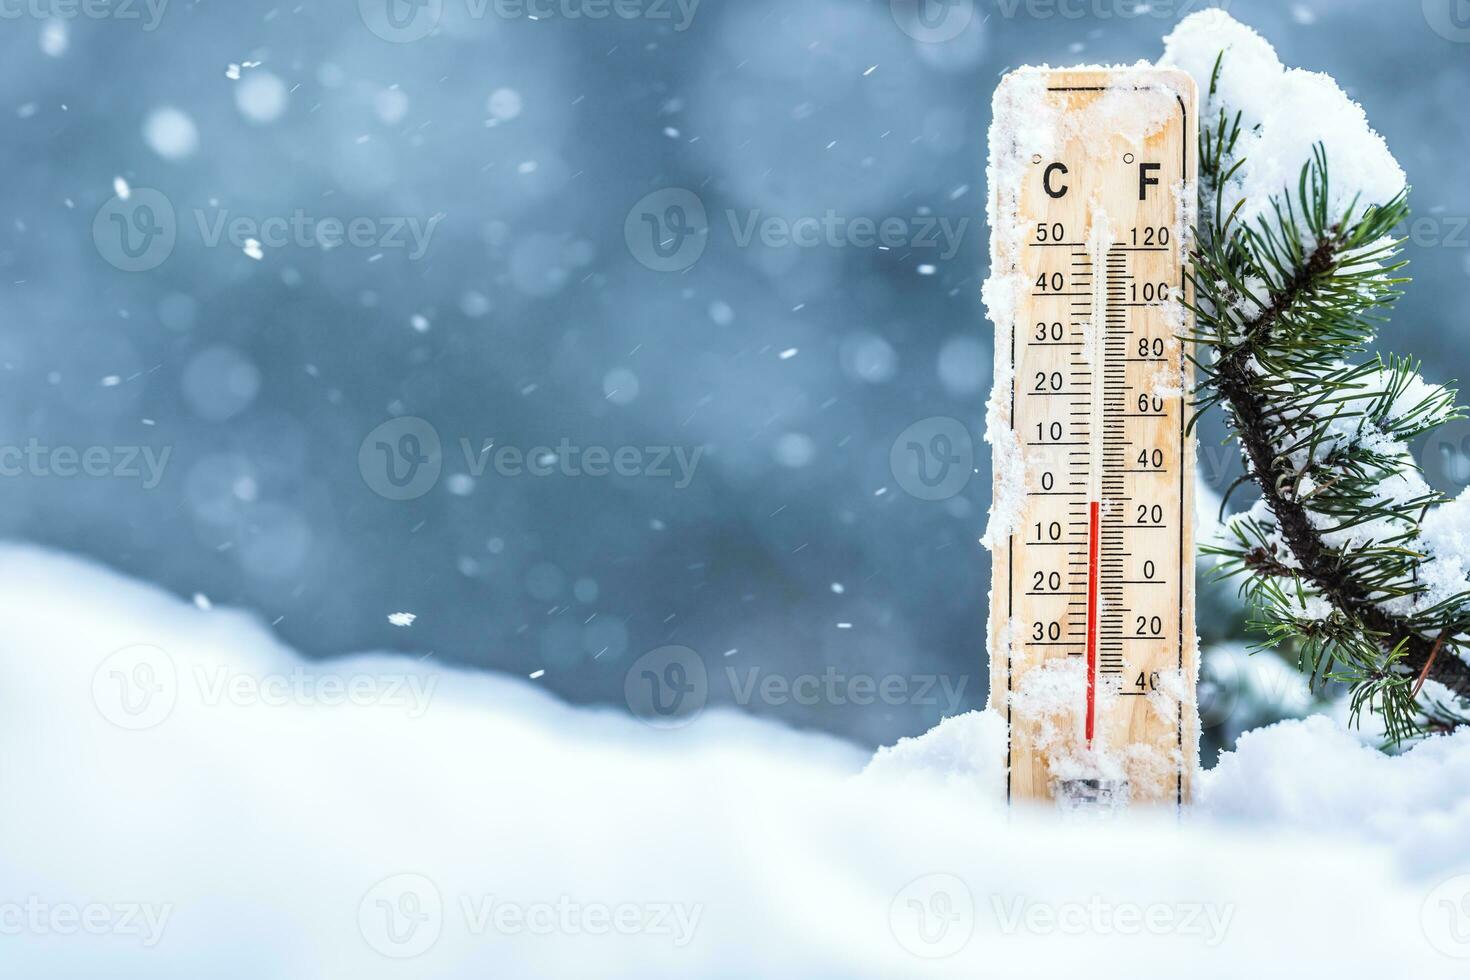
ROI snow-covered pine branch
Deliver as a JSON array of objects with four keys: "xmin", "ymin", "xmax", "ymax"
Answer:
[{"xmin": 1164, "ymin": 12, "xmax": 1470, "ymax": 741}]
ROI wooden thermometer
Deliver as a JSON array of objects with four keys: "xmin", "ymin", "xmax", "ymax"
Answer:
[{"xmin": 986, "ymin": 69, "xmax": 1198, "ymax": 807}]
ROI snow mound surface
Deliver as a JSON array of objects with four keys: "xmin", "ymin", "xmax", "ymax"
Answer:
[
  {"xmin": 1160, "ymin": 10, "xmax": 1405, "ymax": 228},
  {"xmin": 3, "ymin": 546, "xmax": 1470, "ymax": 976}
]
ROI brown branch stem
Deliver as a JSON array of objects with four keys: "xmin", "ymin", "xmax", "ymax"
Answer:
[{"xmin": 1210, "ymin": 237, "xmax": 1470, "ymax": 701}]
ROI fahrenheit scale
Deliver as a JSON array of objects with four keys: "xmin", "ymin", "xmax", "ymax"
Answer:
[{"xmin": 987, "ymin": 69, "xmax": 1199, "ymax": 806}]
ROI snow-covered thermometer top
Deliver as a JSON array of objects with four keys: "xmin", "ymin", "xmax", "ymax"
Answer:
[{"xmin": 985, "ymin": 68, "xmax": 1199, "ymax": 807}]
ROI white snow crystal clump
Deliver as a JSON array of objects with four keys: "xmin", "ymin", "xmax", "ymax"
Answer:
[
  {"xmin": 1199, "ymin": 714, "xmax": 1470, "ymax": 879},
  {"xmin": 862, "ymin": 706, "xmax": 1007, "ymax": 805},
  {"xmin": 1160, "ymin": 10, "xmax": 1405, "ymax": 230}
]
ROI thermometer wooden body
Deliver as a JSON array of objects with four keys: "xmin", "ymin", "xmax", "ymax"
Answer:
[{"xmin": 986, "ymin": 69, "xmax": 1198, "ymax": 807}]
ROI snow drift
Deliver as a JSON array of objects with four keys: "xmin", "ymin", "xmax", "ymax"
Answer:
[{"xmin": 2, "ymin": 544, "xmax": 1470, "ymax": 977}]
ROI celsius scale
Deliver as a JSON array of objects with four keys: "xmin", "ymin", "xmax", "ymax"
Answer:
[{"xmin": 987, "ymin": 69, "xmax": 1199, "ymax": 807}]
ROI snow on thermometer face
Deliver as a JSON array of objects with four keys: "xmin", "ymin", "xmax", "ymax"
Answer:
[{"xmin": 985, "ymin": 68, "xmax": 1199, "ymax": 807}]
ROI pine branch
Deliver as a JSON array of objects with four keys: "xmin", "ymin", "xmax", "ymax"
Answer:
[
  {"xmin": 1215, "ymin": 304, "xmax": 1470, "ymax": 697},
  {"xmin": 1192, "ymin": 52, "xmax": 1470, "ymax": 740}
]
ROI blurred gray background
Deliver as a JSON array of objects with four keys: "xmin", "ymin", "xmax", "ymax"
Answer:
[{"xmin": 2, "ymin": 0, "xmax": 1468, "ymax": 748}]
